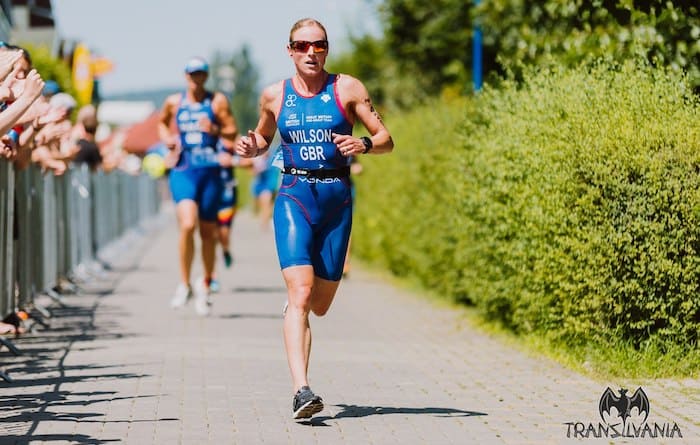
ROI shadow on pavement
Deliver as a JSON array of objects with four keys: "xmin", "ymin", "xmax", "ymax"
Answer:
[
  {"xmin": 218, "ymin": 312, "xmax": 282, "ymax": 320},
  {"xmin": 0, "ymin": 390, "xmax": 156, "ymax": 411},
  {"xmin": 232, "ymin": 286, "xmax": 287, "ymax": 294},
  {"xmin": 301, "ymin": 404, "xmax": 488, "ymax": 426},
  {"xmin": 0, "ymin": 273, "xmax": 153, "ymax": 444},
  {"xmin": 0, "ymin": 434, "xmax": 121, "ymax": 444}
]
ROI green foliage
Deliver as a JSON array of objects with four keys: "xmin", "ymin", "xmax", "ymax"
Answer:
[
  {"xmin": 459, "ymin": 60, "xmax": 700, "ymax": 353},
  {"xmin": 378, "ymin": 0, "xmax": 472, "ymax": 105},
  {"xmin": 352, "ymin": 96, "xmax": 467, "ymax": 297},
  {"xmin": 20, "ymin": 43, "xmax": 75, "ymax": 96},
  {"xmin": 211, "ymin": 44, "xmax": 260, "ymax": 132},
  {"xmin": 354, "ymin": 59, "xmax": 700, "ymax": 371},
  {"xmin": 333, "ymin": 0, "xmax": 700, "ymax": 109},
  {"xmin": 235, "ymin": 166, "xmax": 253, "ymax": 210},
  {"xmin": 477, "ymin": 0, "xmax": 700, "ymax": 89},
  {"xmin": 327, "ymin": 35, "xmax": 387, "ymax": 106}
]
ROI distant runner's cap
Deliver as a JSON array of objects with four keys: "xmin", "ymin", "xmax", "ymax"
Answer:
[{"xmin": 184, "ymin": 57, "xmax": 209, "ymax": 74}]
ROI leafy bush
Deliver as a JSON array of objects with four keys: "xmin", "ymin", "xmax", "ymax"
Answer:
[
  {"xmin": 354, "ymin": 59, "xmax": 700, "ymax": 358},
  {"xmin": 352, "ymin": 96, "xmax": 468, "ymax": 296},
  {"xmin": 20, "ymin": 43, "xmax": 75, "ymax": 97},
  {"xmin": 478, "ymin": 1, "xmax": 700, "ymax": 90}
]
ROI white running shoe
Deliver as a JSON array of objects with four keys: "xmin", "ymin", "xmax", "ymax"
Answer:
[
  {"xmin": 193, "ymin": 279, "xmax": 211, "ymax": 316},
  {"xmin": 170, "ymin": 283, "xmax": 191, "ymax": 308}
]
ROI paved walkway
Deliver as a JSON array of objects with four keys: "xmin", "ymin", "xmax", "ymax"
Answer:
[{"xmin": 1, "ymin": 206, "xmax": 699, "ymax": 444}]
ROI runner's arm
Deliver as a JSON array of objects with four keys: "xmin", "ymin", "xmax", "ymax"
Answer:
[
  {"xmin": 158, "ymin": 95, "xmax": 179, "ymax": 149},
  {"xmin": 235, "ymin": 82, "xmax": 281, "ymax": 157},
  {"xmin": 342, "ymin": 75, "xmax": 393, "ymax": 155},
  {"xmin": 213, "ymin": 92, "xmax": 239, "ymax": 148}
]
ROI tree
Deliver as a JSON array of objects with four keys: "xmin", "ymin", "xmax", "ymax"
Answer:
[
  {"xmin": 327, "ymin": 34, "xmax": 387, "ymax": 106},
  {"xmin": 333, "ymin": 0, "xmax": 700, "ymax": 108},
  {"xmin": 211, "ymin": 44, "xmax": 260, "ymax": 133},
  {"xmin": 476, "ymin": 0, "xmax": 700, "ymax": 88},
  {"xmin": 380, "ymin": 0, "xmax": 472, "ymax": 102}
]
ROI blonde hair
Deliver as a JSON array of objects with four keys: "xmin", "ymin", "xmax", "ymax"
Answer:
[{"xmin": 289, "ymin": 18, "xmax": 328, "ymax": 42}]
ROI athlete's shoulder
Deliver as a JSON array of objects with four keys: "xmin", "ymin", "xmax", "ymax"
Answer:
[
  {"xmin": 210, "ymin": 90, "xmax": 230, "ymax": 106},
  {"xmin": 162, "ymin": 92, "xmax": 183, "ymax": 108},
  {"xmin": 260, "ymin": 80, "xmax": 285, "ymax": 110},
  {"xmin": 160, "ymin": 92, "xmax": 183, "ymax": 117},
  {"xmin": 336, "ymin": 73, "xmax": 367, "ymax": 95},
  {"xmin": 335, "ymin": 73, "xmax": 363, "ymax": 89},
  {"xmin": 262, "ymin": 80, "xmax": 285, "ymax": 100},
  {"xmin": 335, "ymin": 73, "xmax": 368, "ymax": 103}
]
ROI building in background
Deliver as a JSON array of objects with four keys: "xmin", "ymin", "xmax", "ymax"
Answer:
[
  {"xmin": 0, "ymin": 0, "xmax": 12, "ymax": 42},
  {"xmin": 8, "ymin": 0, "xmax": 55, "ymax": 48}
]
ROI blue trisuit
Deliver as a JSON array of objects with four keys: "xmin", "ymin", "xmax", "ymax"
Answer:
[
  {"xmin": 168, "ymin": 91, "xmax": 223, "ymax": 222},
  {"xmin": 274, "ymin": 74, "xmax": 353, "ymax": 281}
]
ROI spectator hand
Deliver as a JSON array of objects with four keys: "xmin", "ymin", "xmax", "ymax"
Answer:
[
  {"xmin": 47, "ymin": 159, "xmax": 67, "ymax": 176},
  {"xmin": 18, "ymin": 69, "xmax": 44, "ymax": 103},
  {"xmin": 0, "ymin": 60, "xmax": 22, "ymax": 101},
  {"xmin": 0, "ymin": 133, "xmax": 16, "ymax": 160},
  {"xmin": 17, "ymin": 98, "xmax": 49, "ymax": 125},
  {"xmin": 40, "ymin": 105, "xmax": 69, "ymax": 126},
  {"xmin": 37, "ymin": 120, "xmax": 71, "ymax": 145},
  {"xmin": 0, "ymin": 50, "xmax": 21, "ymax": 84}
]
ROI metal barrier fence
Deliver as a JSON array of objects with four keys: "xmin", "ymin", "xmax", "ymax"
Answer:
[{"xmin": 1, "ymin": 163, "xmax": 161, "ymax": 322}]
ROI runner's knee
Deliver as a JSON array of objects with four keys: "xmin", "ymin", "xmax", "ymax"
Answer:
[
  {"xmin": 179, "ymin": 219, "xmax": 196, "ymax": 234},
  {"xmin": 199, "ymin": 223, "xmax": 218, "ymax": 241},
  {"xmin": 311, "ymin": 305, "xmax": 330, "ymax": 317},
  {"xmin": 310, "ymin": 291, "xmax": 336, "ymax": 317},
  {"xmin": 288, "ymin": 284, "xmax": 313, "ymax": 312}
]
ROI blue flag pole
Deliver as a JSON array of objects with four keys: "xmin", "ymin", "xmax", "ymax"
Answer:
[{"xmin": 473, "ymin": 0, "xmax": 483, "ymax": 93}]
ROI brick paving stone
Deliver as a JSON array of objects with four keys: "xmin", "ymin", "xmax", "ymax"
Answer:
[{"xmin": 0, "ymin": 207, "xmax": 698, "ymax": 444}]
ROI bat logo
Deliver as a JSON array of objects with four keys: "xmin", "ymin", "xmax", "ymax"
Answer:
[{"xmin": 599, "ymin": 387, "xmax": 650, "ymax": 427}]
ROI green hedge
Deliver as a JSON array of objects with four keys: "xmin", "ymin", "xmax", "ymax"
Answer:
[
  {"xmin": 354, "ymin": 60, "xmax": 700, "ymax": 356},
  {"xmin": 352, "ymin": 96, "xmax": 468, "ymax": 297}
]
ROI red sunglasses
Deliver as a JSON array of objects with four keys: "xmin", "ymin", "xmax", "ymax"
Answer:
[{"xmin": 289, "ymin": 40, "xmax": 329, "ymax": 53}]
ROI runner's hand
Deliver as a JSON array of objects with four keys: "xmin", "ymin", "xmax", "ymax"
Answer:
[
  {"xmin": 198, "ymin": 116, "xmax": 219, "ymax": 135},
  {"xmin": 235, "ymin": 130, "xmax": 259, "ymax": 158},
  {"xmin": 164, "ymin": 148, "xmax": 180, "ymax": 169},
  {"xmin": 332, "ymin": 133, "xmax": 362, "ymax": 157},
  {"xmin": 164, "ymin": 134, "xmax": 180, "ymax": 151},
  {"xmin": 218, "ymin": 151, "xmax": 234, "ymax": 168}
]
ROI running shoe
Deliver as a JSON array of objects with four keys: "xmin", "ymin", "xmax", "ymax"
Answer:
[
  {"xmin": 292, "ymin": 386, "xmax": 324, "ymax": 419},
  {"xmin": 170, "ymin": 283, "xmax": 191, "ymax": 308},
  {"xmin": 209, "ymin": 278, "xmax": 221, "ymax": 293},
  {"xmin": 193, "ymin": 279, "xmax": 211, "ymax": 316},
  {"xmin": 223, "ymin": 251, "xmax": 233, "ymax": 268}
]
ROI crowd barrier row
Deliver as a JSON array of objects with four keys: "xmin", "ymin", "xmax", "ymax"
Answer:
[{"xmin": 0, "ymin": 162, "xmax": 161, "ymax": 381}]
